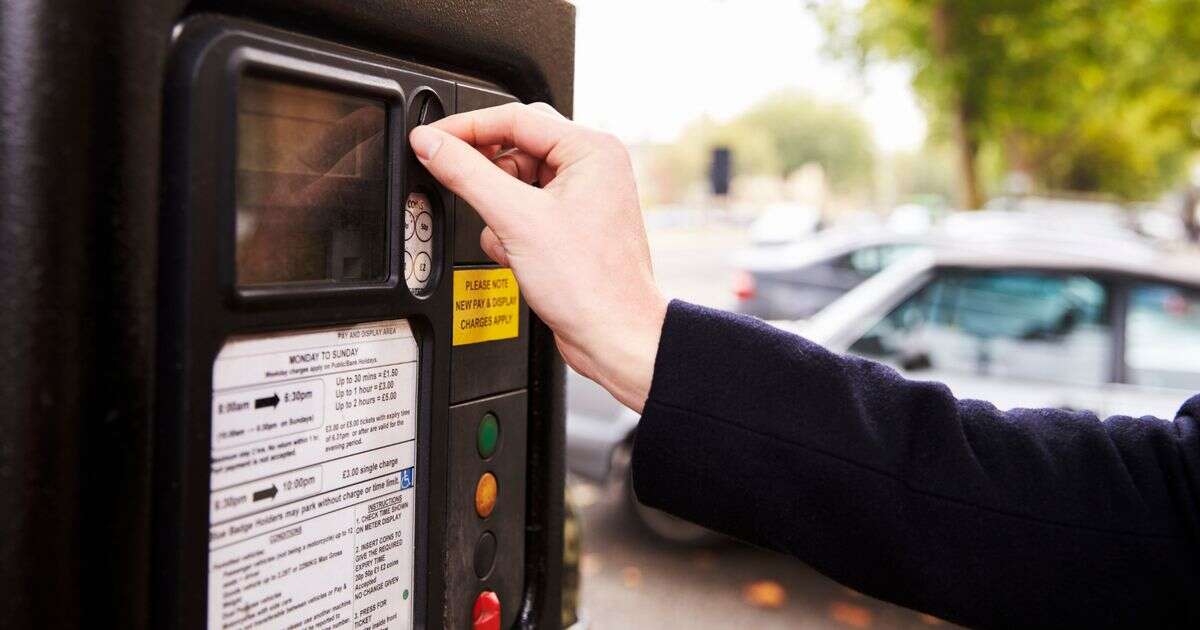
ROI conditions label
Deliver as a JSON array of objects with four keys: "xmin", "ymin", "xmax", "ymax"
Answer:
[
  {"xmin": 208, "ymin": 320, "xmax": 418, "ymax": 630},
  {"xmin": 452, "ymin": 268, "xmax": 520, "ymax": 346}
]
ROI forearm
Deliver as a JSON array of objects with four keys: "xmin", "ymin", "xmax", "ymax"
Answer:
[{"xmin": 631, "ymin": 301, "xmax": 1200, "ymax": 627}]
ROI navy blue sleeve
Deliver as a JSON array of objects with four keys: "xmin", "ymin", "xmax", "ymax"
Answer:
[{"xmin": 631, "ymin": 300, "xmax": 1200, "ymax": 628}]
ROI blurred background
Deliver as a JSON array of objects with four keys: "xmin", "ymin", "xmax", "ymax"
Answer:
[{"xmin": 561, "ymin": 1, "xmax": 1200, "ymax": 627}]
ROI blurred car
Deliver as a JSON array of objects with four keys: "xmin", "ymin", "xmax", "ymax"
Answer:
[
  {"xmin": 732, "ymin": 226, "xmax": 926, "ymax": 320},
  {"xmin": 733, "ymin": 206, "xmax": 1165, "ymax": 321},
  {"xmin": 568, "ymin": 234, "xmax": 1200, "ymax": 545},
  {"xmin": 747, "ymin": 202, "xmax": 821, "ymax": 245},
  {"xmin": 886, "ymin": 202, "xmax": 937, "ymax": 234},
  {"xmin": 798, "ymin": 244, "xmax": 1200, "ymax": 419}
]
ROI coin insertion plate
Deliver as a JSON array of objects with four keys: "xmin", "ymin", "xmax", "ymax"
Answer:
[{"xmin": 405, "ymin": 191, "xmax": 436, "ymax": 294}]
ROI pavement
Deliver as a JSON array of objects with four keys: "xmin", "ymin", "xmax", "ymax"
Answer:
[{"xmin": 569, "ymin": 478, "xmax": 958, "ymax": 629}]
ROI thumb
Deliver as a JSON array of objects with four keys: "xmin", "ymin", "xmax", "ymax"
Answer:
[
  {"xmin": 479, "ymin": 226, "xmax": 510, "ymax": 267},
  {"xmin": 410, "ymin": 125, "xmax": 543, "ymax": 232}
]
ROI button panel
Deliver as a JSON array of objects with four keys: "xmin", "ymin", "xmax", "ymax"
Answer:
[
  {"xmin": 442, "ymin": 85, "xmax": 529, "ymax": 630},
  {"xmin": 447, "ymin": 392, "xmax": 526, "ymax": 629}
]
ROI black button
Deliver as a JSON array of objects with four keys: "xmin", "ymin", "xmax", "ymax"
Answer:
[{"xmin": 474, "ymin": 531, "xmax": 497, "ymax": 579}]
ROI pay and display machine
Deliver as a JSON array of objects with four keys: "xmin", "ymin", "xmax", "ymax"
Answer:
[{"xmin": 0, "ymin": 2, "xmax": 573, "ymax": 629}]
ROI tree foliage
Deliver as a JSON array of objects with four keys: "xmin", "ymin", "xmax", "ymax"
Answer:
[
  {"xmin": 817, "ymin": 0, "xmax": 1200, "ymax": 205},
  {"xmin": 655, "ymin": 91, "xmax": 876, "ymax": 196},
  {"xmin": 738, "ymin": 91, "xmax": 876, "ymax": 187}
]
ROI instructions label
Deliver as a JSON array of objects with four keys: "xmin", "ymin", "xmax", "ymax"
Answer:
[
  {"xmin": 208, "ymin": 320, "xmax": 418, "ymax": 630},
  {"xmin": 452, "ymin": 268, "xmax": 520, "ymax": 346}
]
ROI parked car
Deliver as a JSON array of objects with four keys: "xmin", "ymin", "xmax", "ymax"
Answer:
[
  {"xmin": 569, "ymin": 236, "xmax": 1200, "ymax": 544},
  {"xmin": 802, "ymin": 243, "xmax": 1200, "ymax": 419},
  {"xmin": 732, "ymin": 226, "xmax": 926, "ymax": 320},
  {"xmin": 733, "ymin": 208, "xmax": 1163, "ymax": 321}
]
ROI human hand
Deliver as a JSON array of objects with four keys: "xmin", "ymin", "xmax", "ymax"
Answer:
[{"xmin": 408, "ymin": 103, "xmax": 666, "ymax": 412}]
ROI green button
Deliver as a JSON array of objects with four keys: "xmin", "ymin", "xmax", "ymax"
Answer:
[{"xmin": 477, "ymin": 413, "xmax": 500, "ymax": 459}]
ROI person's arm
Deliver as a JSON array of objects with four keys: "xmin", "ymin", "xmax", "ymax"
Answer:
[
  {"xmin": 634, "ymin": 300, "xmax": 1200, "ymax": 628},
  {"xmin": 410, "ymin": 105, "xmax": 1200, "ymax": 627}
]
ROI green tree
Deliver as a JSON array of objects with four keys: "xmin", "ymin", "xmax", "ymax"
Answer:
[
  {"xmin": 736, "ymin": 91, "xmax": 876, "ymax": 190},
  {"xmin": 818, "ymin": 0, "xmax": 1200, "ymax": 207},
  {"xmin": 653, "ymin": 91, "xmax": 876, "ymax": 198}
]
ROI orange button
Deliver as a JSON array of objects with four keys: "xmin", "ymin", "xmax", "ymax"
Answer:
[
  {"xmin": 475, "ymin": 472, "xmax": 497, "ymax": 518},
  {"xmin": 473, "ymin": 590, "xmax": 500, "ymax": 630}
]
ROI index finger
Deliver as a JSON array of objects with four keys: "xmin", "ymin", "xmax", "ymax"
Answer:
[{"xmin": 430, "ymin": 102, "xmax": 581, "ymax": 168}]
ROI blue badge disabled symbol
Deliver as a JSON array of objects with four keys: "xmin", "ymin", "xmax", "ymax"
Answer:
[{"xmin": 400, "ymin": 467, "xmax": 414, "ymax": 490}]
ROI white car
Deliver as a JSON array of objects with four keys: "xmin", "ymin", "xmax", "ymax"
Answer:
[
  {"xmin": 568, "ymin": 237, "xmax": 1200, "ymax": 544},
  {"xmin": 733, "ymin": 207, "xmax": 1163, "ymax": 321},
  {"xmin": 799, "ymin": 243, "xmax": 1200, "ymax": 419}
]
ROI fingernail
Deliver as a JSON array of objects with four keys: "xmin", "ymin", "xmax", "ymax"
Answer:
[{"xmin": 409, "ymin": 125, "xmax": 442, "ymax": 160}]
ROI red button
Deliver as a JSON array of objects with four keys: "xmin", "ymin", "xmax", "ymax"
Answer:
[{"xmin": 473, "ymin": 590, "xmax": 501, "ymax": 630}]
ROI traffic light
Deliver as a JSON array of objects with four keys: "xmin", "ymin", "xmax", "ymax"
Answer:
[{"xmin": 710, "ymin": 146, "xmax": 733, "ymax": 196}]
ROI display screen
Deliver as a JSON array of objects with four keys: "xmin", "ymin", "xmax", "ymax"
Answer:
[{"xmin": 235, "ymin": 77, "xmax": 387, "ymax": 285}]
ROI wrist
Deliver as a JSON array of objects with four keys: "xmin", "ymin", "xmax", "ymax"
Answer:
[{"xmin": 578, "ymin": 290, "xmax": 668, "ymax": 414}]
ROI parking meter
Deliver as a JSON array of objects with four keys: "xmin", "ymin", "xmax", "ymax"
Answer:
[{"xmin": 0, "ymin": 2, "xmax": 573, "ymax": 629}]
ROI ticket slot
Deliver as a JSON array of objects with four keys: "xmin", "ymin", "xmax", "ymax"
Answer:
[
  {"xmin": 446, "ymin": 392, "xmax": 527, "ymax": 629},
  {"xmin": 452, "ymin": 85, "xmax": 518, "ymax": 265}
]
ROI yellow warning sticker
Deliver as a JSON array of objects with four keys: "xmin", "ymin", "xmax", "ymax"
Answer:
[{"xmin": 452, "ymin": 268, "xmax": 520, "ymax": 346}]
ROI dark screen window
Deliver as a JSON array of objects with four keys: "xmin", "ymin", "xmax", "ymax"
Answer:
[{"xmin": 235, "ymin": 77, "xmax": 386, "ymax": 285}]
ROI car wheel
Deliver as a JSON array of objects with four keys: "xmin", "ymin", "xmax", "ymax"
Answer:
[{"xmin": 612, "ymin": 441, "xmax": 723, "ymax": 547}]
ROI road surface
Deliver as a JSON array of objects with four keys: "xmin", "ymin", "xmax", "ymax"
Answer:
[{"xmin": 570, "ymin": 478, "xmax": 957, "ymax": 629}]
